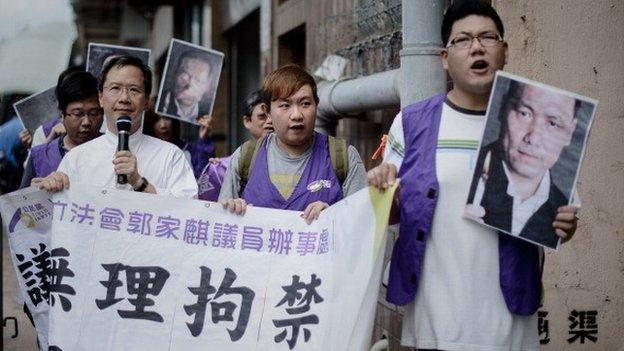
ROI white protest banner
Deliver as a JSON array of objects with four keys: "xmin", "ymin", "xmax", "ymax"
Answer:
[
  {"xmin": 43, "ymin": 182, "xmax": 395, "ymax": 350},
  {"xmin": 0, "ymin": 186, "xmax": 54, "ymax": 349}
]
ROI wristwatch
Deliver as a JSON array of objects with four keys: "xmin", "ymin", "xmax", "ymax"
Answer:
[{"xmin": 133, "ymin": 177, "xmax": 149, "ymax": 192}]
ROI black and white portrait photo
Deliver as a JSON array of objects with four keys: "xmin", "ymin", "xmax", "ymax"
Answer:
[
  {"xmin": 86, "ymin": 43, "xmax": 151, "ymax": 78},
  {"xmin": 13, "ymin": 86, "xmax": 59, "ymax": 135},
  {"xmin": 464, "ymin": 72, "xmax": 597, "ymax": 249},
  {"xmin": 155, "ymin": 39, "xmax": 223, "ymax": 125}
]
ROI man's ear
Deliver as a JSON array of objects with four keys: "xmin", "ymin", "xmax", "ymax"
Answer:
[
  {"xmin": 243, "ymin": 117, "xmax": 252, "ymax": 129},
  {"xmin": 503, "ymin": 42, "xmax": 509, "ymax": 65},
  {"xmin": 260, "ymin": 102, "xmax": 271, "ymax": 117},
  {"xmin": 441, "ymin": 49, "xmax": 449, "ymax": 71}
]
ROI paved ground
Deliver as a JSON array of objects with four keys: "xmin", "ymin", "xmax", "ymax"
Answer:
[{"xmin": 3, "ymin": 232, "xmax": 38, "ymax": 350}]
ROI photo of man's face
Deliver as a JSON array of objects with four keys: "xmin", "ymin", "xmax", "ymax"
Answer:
[
  {"xmin": 503, "ymin": 85, "xmax": 577, "ymax": 180},
  {"xmin": 155, "ymin": 39, "xmax": 224, "ymax": 124},
  {"xmin": 174, "ymin": 56, "xmax": 212, "ymax": 108}
]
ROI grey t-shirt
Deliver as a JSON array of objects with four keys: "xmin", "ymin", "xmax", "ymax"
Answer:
[{"xmin": 218, "ymin": 133, "xmax": 367, "ymax": 201}]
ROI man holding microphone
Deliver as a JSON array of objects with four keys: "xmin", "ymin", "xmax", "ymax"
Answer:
[{"xmin": 37, "ymin": 56, "xmax": 197, "ymax": 198}]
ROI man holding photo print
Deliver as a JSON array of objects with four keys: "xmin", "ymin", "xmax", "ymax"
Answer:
[
  {"xmin": 367, "ymin": 1, "xmax": 579, "ymax": 350},
  {"xmin": 36, "ymin": 56, "xmax": 197, "ymax": 198},
  {"xmin": 466, "ymin": 80, "xmax": 580, "ymax": 248}
]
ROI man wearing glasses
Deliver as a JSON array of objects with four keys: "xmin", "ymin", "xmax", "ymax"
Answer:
[
  {"xmin": 37, "ymin": 56, "xmax": 197, "ymax": 198},
  {"xmin": 367, "ymin": 1, "xmax": 578, "ymax": 350},
  {"xmin": 21, "ymin": 70, "xmax": 104, "ymax": 187}
]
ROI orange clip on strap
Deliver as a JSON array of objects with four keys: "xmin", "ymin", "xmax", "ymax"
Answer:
[{"xmin": 371, "ymin": 134, "xmax": 388, "ymax": 160}]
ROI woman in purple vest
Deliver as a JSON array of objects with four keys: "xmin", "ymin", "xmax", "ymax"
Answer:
[
  {"xmin": 20, "ymin": 70, "xmax": 103, "ymax": 188},
  {"xmin": 218, "ymin": 65, "xmax": 367, "ymax": 224}
]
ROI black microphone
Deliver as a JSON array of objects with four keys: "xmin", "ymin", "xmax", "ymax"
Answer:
[{"xmin": 116, "ymin": 116, "xmax": 132, "ymax": 184}]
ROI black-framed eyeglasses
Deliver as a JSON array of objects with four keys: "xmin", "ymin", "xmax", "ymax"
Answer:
[
  {"xmin": 64, "ymin": 108, "xmax": 104, "ymax": 119},
  {"xmin": 446, "ymin": 33, "xmax": 504, "ymax": 49}
]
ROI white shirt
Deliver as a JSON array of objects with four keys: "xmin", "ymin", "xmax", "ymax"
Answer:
[
  {"xmin": 31, "ymin": 125, "xmax": 47, "ymax": 147},
  {"xmin": 57, "ymin": 129, "xmax": 197, "ymax": 198},
  {"xmin": 385, "ymin": 103, "xmax": 538, "ymax": 351},
  {"xmin": 504, "ymin": 163, "xmax": 551, "ymax": 236}
]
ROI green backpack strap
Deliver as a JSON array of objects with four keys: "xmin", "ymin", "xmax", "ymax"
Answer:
[
  {"xmin": 328, "ymin": 135, "xmax": 348, "ymax": 186},
  {"xmin": 238, "ymin": 137, "xmax": 264, "ymax": 195}
]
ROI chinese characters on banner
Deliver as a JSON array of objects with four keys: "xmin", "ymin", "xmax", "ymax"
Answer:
[
  {"xmin": 0, "ymin": 187, "xmax": 55, "ymax": 349},
  {"xmin": 1, "ymin": 185, "xmax": 606, "ymax": 350},
  {"xmin": 7, "ymin": 183, "xmax": 393, "ymax": 351}
]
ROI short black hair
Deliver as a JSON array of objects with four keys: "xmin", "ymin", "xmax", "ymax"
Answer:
[
  {"xmin": 99, "ymin": 55, "xmax": 152, "ymax": 96},
  {"xmin": 242, "ymin": 89, "xmax": 269, "ymax": 119},
  {"xmin": 56, "ymin": 71, "xmax": 99, "ymax": 113},
  {"xmin": 441, "ymin": 0, "xmax": 505, "ymax": 46},
  {"xmin": 55, "ymin": 66, "xmax": 84, "ymax": 98}
]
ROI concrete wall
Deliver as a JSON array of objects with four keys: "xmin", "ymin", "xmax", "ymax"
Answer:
[
  {"xmin": 304, "ymin": 0, "xmax": 401, "ymax": 168},
  {"xmin": 495, "ymin": 1, "xmax": 624, "ymax": 349}
]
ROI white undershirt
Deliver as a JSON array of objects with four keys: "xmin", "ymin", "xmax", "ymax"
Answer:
[
  {"xmin": 384, "ymin": 103, "xmax": 538, "ymax": 351},
  {"xmin": 174, "ymin": 98, "xmax": 199, "ymax": 121},
  {"xmin": 472, "ymin": 163, "xmax": 551, "ymax": 236},
  {"xmin": 503, "ymin": 163, "xmax": 550, "ymax": 236},
  {"xmin": 57, "ymin": 129, "xmax": 197, "ymax": 198},
  {"xmin": 31, "ymin": 125, "xmax": 47, "ymax": 147}
]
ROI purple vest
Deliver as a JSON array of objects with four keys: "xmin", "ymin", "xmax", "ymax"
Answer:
[
  {"xmin": 386, "ymin": 94, "xmax": 541, "ymax": 316},
  {"xmin": 31, "ymin": 137, "xmax": 63, "ymax": 178},
  {"xmin": 198, "ymin": 156, "xmax": 231, "ymax": 202},
  {"xmin": 242, "ymin": 133, "xmax": 343, "ymax": 211},
  {"xmin": 42, "ymin": 117, "xmax": 61, "ymax": 137},
  {"xmin": 183, "ymin": 138, "xmax": 217, "ymax": 178}
]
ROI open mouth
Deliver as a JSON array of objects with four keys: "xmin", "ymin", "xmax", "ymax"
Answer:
[
  {"xmin": 470, "ymin": 60, "xmax": 489, "ymax": 71},
  {"xmin": 290, "ymin": 124, "xmax": 305, "ymax": 130}
]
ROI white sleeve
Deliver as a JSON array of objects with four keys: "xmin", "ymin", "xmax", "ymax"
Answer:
[
  {"xmin": 55, "ymin": 150, "xmax": 72, "ymax": 178},
  {"xmin": 31, "ymin": 126, "xmax": 46, "ymax": 147},
  {"xmin": 162, "ymin": 148, "xmax": 198, "ymax": 199},
  {"xmin": 382, "ymin": 112, "xmax": 405, "ymax": 171}
]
